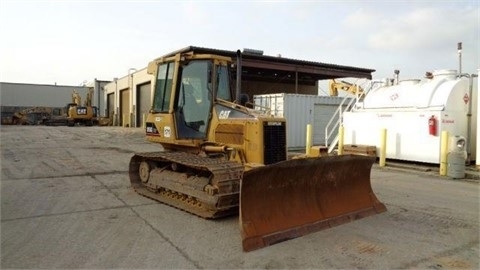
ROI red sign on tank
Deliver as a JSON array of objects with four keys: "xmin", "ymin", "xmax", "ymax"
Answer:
[{"xmin": 463, "ymin": 93, "xmax": 469, "ymax": 104}]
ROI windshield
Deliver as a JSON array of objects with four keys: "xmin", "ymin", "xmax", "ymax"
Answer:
[{"xmin": 175, "ymin": 60, "xmax": 212, "ymax": 138}]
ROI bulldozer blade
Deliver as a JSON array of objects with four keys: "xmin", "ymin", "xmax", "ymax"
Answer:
[{"xmin": 240, "ymin": 155, "xmax": 386, "ymax": 252}]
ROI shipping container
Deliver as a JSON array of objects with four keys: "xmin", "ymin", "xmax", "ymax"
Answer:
[{"xmin": 254, "ymin": 93, "xmax": 349, "ymax": 150}]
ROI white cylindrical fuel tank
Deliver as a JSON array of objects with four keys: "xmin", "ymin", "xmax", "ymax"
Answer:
[
  {"xmin": 362, "ymin": 70, "xmax": 466, "ymax": 110},
  {"xmin": 343, "ymin": 69, "xmax": 476, "ymax": 164}
]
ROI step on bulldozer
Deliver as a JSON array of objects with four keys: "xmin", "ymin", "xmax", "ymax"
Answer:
[{"xmin": 129, "ymin": 47, "xmax": 386, "ymax": 252}]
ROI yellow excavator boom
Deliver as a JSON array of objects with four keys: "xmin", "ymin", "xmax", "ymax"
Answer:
[{"xmin": 329, "ymin": 79, "xmax": 364, "ymax": 96}]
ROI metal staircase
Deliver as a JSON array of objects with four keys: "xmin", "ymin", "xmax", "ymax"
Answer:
[
  {"xmin": 324, "ymin": 80, "xmax": 377, "ymax": 153},
  {"xmin": 324, "ymin": 96, "xmax": 356, "ymax": 153}
]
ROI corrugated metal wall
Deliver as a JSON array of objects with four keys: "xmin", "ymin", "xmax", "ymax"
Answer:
[{"xmin": 0, "ymin": 83, "xmax": 90, "ymax": 107}]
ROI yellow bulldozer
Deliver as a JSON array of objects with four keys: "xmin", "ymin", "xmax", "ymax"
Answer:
[{"xmin": 129, "ymin": 48, "xmax": 386, "ymax": 252}]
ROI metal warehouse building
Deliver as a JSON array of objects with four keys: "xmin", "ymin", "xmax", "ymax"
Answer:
[{"xmin": 0, "ymin": 80, "xmax": 110, "ymax": 121}]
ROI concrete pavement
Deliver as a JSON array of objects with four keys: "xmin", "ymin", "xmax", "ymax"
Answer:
[{"xmin": 1, "ymin": 126, "xmax": 478, "ymax": 269}]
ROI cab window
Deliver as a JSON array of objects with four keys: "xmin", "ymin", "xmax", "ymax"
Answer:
[
  {"xmin": 216, "ymin": 65, "xmax": 231, "ymax": 101},
  {"xmin": 153, "ymin": 62, "xmax": 174, "ymax": 112}
]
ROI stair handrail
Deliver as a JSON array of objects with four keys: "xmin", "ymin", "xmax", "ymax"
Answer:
[
  {"xmin": 324, "ymin": 79, "xmax": 372, "ymax": 149},
  {"xmin": 324, "ymin": 96, "xmax": 355, "ymax": 148}
]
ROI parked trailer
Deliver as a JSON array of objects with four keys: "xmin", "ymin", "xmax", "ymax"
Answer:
[{"xmin": 343, "ymin": 69, "xmax": 478, "ymax": 164}]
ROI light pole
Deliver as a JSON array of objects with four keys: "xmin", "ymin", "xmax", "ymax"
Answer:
[
  {"xmin": 114, "ymin": 77, "xmax": 118, "ymax": 126},
  {"xmin": 128, "ymin": 68, "xmax": 137, "ymax": 127}
]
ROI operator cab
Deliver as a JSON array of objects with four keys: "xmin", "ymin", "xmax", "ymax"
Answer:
[{"xmin": 152, "ymin": 57, "xmax": 232, "ymax": 139}]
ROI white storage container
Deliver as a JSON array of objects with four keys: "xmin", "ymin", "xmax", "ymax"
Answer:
[{"xmin": 254, "ymin": 93, "xmax": 348, "ymax": 149}]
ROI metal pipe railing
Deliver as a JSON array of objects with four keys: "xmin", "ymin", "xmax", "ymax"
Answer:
[{"xmin": 324, "ymin": 80, "xmax": 374, "ymax": 151}]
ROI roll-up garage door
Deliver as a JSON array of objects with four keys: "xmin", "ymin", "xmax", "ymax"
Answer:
[
  {"xmin": 107, "ymin": 93, "xmax": 115, "ymax": 118},
  {"xmin": 120, "ymin": 89, "xmax": 130, "ymax": 127},
  {"xmin": 136, "ymin": 83, "xmax": 151, "ymax": 127}
]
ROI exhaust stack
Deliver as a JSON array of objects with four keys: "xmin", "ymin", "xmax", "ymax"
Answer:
[
  {"xmin": 458, "ymin": 42, "xmax": 462, "ymax": 75},
  {"xmin": 394, "ymin": 69, "xmax": 400, "ymax": 85},
  {"xmin": 236, "ymin": 50, "xmax": 242, "ymax": 103}
]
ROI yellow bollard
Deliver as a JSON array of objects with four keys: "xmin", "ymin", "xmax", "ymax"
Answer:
[
  {"xmin": 338, "ymin": 125, "xmax": 344, "ymax": 155},
  {"xmin": 142, "ymin": 113, "xmax": 146, "ymax": 129},
  {"xmin": 306, "ymin": 124, "xmax": 312, "ymax": 156},
  {"xmin": 440, "ymin": 131, "xmax": 449, "ymax": 176},
  {"xmin": 379, "ymin": 128, "xmax": 387, "ymax": 167}
]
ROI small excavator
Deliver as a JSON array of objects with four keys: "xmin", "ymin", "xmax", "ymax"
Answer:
[
  {"xmin": 65, "ymin": 88, "xmax": 98, "ymax": 126},
  {"xmin": 129, "ymin": 47, "xmax": 386, "ymax": 251},
  {"xmin": 42, "ymin": 88, "xmax": 98, "ymax": 126}
]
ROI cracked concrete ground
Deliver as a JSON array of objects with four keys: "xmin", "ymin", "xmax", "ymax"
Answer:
[{"xmin": 1, "ymin": 126, "xmax": 479, "ymax": 269}]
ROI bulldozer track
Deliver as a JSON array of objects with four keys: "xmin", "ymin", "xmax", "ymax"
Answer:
[{"xmin": 129, "ymin": 151, "xmax": 243, "ymax": 219}]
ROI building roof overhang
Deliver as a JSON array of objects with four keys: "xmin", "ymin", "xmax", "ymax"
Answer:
[{"xmin": 161, "ymin": 46, "xmax": 375, "ymax": 85}]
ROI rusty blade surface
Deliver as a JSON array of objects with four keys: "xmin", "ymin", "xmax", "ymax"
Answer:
[{"xmin": 239, "ymin": 155, "xmax": 387, "ymax": 252}]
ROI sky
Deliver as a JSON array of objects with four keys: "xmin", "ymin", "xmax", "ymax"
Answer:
[{"xmin": 0, "ymin": 0, "xmax": 478, "ymax": 89}]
